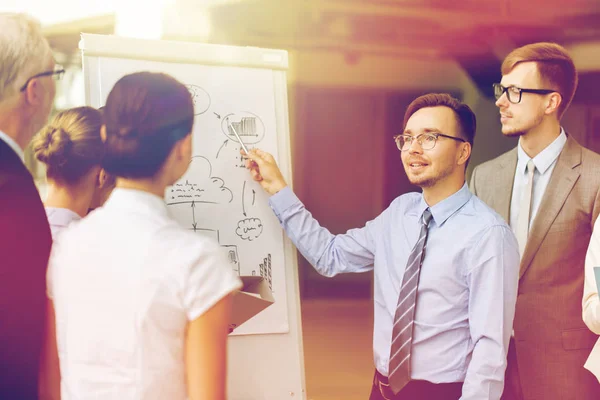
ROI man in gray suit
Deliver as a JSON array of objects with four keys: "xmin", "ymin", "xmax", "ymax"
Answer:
[{"xmin": 470, "ymin": 42, "xmax": 600, "ymax": 399}]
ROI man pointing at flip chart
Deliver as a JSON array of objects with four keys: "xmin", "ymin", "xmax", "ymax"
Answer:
[{"xmin": 244, "ymin": 93, "xmax": 520, "ymax": 400}]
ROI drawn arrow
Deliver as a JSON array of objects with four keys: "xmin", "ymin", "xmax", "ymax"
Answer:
[
  {"xmin": 214, "ymin": 112, "xmax": 221, "ymax": 119},
  {"xmin": 252, "ymin": 189, "xmax": 256, "ymax": 206},
  {"xmin": 216, "ymin": 139, "xmax": 228, "ymax": 159},
  {"xmin": 191, "ymin": 200, "xmax": 197, "ymax": 231},
  {"xmin": 242, "ymin": 181, "xmax": 247, "ymax": 217}
]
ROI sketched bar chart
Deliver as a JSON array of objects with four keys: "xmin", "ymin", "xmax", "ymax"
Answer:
[{"xmin": 221, "ymin": 112, "xmax": 265, "ymax": 145}]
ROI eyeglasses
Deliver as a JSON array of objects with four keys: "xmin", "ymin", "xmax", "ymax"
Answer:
[
  {"xmin": 393, "ymin": 132, "xmax": 466, "ymax": 152},
  {"xmin": 493, "ymin": 83, "xmax": 556, "ymax": 104},
  {"xmin": 20, "ymin": 64, "xmax": 66, "ymax": 92}
]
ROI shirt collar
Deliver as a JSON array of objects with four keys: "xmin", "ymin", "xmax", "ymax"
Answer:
[
  {"xmin": 45, "ymin": 207, "xmax": 82, "ymax": 225},
  {"xmin": 104, "ymin": 188, "xmax": 168, "ymax": 218},
  {"xmin": 516, "ymin": 128, "xmax": 567, "ymax": 175},
  {"xmin": 0, "ymin": 129, "xmax": 25, "ymax": 162},
  {"xmin": 416, "ymin": 183, "xmax": 472, "ymax": 227}
]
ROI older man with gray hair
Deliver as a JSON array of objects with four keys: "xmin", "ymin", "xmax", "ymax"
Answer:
[{"xmin": 0, "ymin": 13, "xmax": 61, "ymax": 399}]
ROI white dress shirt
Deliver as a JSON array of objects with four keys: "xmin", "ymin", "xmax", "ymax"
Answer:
[
  {"xmin": 510, "ymin": 129, "xmax": 567, "ymax": 235},
  {"xmin": 0, "ymin": 129, "xmax": 24, "ymax": 162},
  {"xmin": 45, "ymin": 207, "xmax": 81, "ymax": 239},
  {"xmin": 48, "ymin": 188, "xmax": 242, "ymax": 400}
]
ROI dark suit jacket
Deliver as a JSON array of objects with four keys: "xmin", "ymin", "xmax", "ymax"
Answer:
[
  {"xmin": 470, "ymin": 135, "xmax": 600, "ymax": 400},
  {"xmin": 0, "ymin": 138, "xmax": 52, "ymax": 399}
]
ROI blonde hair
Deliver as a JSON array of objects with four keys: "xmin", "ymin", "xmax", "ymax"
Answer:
[
  {"xmin": 33, "ymin": 107, "xmax": 104, "ymax": 184},
  {"xmin": 502, "ymin": 42, "xmax": 577, "ymax": 118},
  {"xmin": 0, "ymin": 13, "xmax": 52, "ymax": 102}
]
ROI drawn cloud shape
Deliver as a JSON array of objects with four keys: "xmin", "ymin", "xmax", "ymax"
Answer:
[
  {"xmin": 236, "ymin": 218, "xmax": 263, "ymax": 241},
  {"xmin": 167, "ymin": 156, "xmax": 233, "ymax": 205}
]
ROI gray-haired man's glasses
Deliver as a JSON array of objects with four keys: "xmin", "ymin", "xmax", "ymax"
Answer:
[
  {"xmin": 493, "ymin": 83, "xmax": 556, "ymax": 104},
  {"xmin": 394, "ymin": 133, "xmax": 466, "ymax": 152},
  {"xmin": 20, "ymin": 65, "xmax": 66, "ymax": 92}
]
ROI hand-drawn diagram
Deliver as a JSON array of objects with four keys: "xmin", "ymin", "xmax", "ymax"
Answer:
[
  {"xmin": 241, "ymin": 181, "xmax": 257, "ymax": 216},
  {"xmin": 221, "ymin": 112, "xmax": 265, "ymax": 145},
  {"xmin": 185, "ymin": 226, "xmax": 241, "ymax": 276},
  {"xmin": 222, "ymin": 244, "xmax": 241, "ymax": 275},
  {"xmin": 259, "ymin": 254, "xmax": 272, "ymax": 290},
  {"xmin": 215, "ymin": 139, "xmax": 249, "ymax": 169},
  {"xmin": 185, "ymin": 84, "xmax": 211, "ymax": 115},
  {"xmin": 236, "ymin": 218, "xmax": 263, "ymax": 241},
  {"xmin": 167, "ymin": 156, "xmax": 233, "ymax": 205}
]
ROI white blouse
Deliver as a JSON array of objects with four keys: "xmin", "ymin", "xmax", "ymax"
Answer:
[
  {"xmin": 583, "ymin": 216, "xmax": 600, "ymax": 382},
  {"xmin": 45, "ymin": 207, "xmax": 81, "ymax": 239},
  {"xmin": 48, "ymin": 188, "xmax": 242, "ymax": 399}
]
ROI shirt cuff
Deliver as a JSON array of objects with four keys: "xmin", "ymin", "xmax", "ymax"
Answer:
[{"xmin": 268, "ymin": 186, "xmax": 300, "ymax": 217}]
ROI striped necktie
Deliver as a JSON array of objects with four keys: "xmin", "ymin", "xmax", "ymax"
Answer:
[{"xmin": 388, "ymin": 208, "xmax": 433, "ymax": 394}]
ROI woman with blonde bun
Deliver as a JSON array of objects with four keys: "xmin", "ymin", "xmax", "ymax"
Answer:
[
  {"xmin": 32, "ymin": 106, "xmax": 115, "ymax": 238},
  {"xmin": 33, "ymin": 106, "xmax": 116, "ymax": 400}
]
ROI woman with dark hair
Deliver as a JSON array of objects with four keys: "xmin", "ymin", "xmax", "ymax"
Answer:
[{"xmin": 48, "ymin": 72, "xmax": 241, "ymax": 400}]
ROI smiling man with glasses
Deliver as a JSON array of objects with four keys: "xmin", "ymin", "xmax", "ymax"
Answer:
[
  {"xmin": 0, "ymin": 12, "xmax": 59, "ymax": 400},
  {"xmin": 243, "ymin": 93, "xmax": 519, "ymax": 400},
  {"xmin": 471, "ymin": 42, "xmax": 600, "ymax": 400}
]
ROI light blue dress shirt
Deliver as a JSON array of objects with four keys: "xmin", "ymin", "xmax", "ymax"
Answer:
[
  {"xmin": 510, "ymin": 129, "xmax": 567, "ymax": 233},
  {"xmin": 269, "ymin": 183, "xmax": 519, "ymax": 399}
]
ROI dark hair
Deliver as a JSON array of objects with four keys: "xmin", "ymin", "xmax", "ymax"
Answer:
[
  {"xmin": 102, "ymin": 72, "xmax": 194, "ymax": 178},
  {"xmin": 33, "ymin": 106, "xmax": 104, "ymax": 184},
  {"xmin": 403, "ymin": 93, "xmax": 476, "ymax": 146},
  {"xmin": 502, "ymin": 42, "xmax": 577, "ymax": 119}
]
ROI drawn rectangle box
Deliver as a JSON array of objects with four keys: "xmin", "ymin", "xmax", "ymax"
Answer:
[{"xmin": 229, "ymin": 276, "xmax": 274, "ymax": 333}]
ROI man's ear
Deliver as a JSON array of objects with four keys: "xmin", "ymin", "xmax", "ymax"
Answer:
[
  {"xmin": 458, "ymin": 142, "xmax": 472, "ymax": 166},
  {"xmin": 23, "ymin": 79, "xmax": 42, "ymax": 106},
  {"xmin": 545, "ymin": 92, "xmax": 562, "ymax": 116}
]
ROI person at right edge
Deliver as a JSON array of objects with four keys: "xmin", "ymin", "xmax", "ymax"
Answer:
[{"xmin": 470, "ymin": 42, "xmax": 600, "ymax": 400}]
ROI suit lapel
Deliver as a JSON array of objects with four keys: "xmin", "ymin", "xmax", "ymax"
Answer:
[
  {"xmin": 519, "ymin": 136, "xmax": 581, "ymax": 278},
  {"xmin": 493, "ymin": 149, "xmax": 517, "ymax": 223}
]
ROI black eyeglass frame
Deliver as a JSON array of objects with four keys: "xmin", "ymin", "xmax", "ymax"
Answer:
[
  {"xmin": 20, "ymin": 66, "xmax": 66, "ymax": 92},
  {"xmin": 393, "ymin": 132, "xmax": 466, "ymax": 152},
  {"xmin": 493, "ymin": 83, "xmax": 556, "ymax": 104}
]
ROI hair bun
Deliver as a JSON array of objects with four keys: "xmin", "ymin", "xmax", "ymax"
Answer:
[{"xmin": 33, "ymin": 126, "xmax": 73, "ymax": 167}]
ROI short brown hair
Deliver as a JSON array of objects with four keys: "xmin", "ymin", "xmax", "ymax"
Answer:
[
  {"xmin": 403, "ymin": 93, "xmax": 476, "ymax": 146},
  {"xmin": 102, "ymin": 72, "xmax": 194, "ymax": 178},
  {"xmin": 33, "ymin": 106, "xmax": 104, "ymax": 184},
  {"xmin": 502, "ymin": 42, "xmax": 577, "ymax": 118}
]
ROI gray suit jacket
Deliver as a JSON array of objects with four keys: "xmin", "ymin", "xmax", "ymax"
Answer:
[{"xmin": 470, "ymin": 135, "xmax": 600, "ymax": 399}]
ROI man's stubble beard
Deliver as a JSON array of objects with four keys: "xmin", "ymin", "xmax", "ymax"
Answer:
[
  {"xmin": 501, "ymin": 113, "xmax": 544, "ymax": 138},
  {"xmin": 406, "ymin": 164, "xmax": 454, "ymax": 189}
]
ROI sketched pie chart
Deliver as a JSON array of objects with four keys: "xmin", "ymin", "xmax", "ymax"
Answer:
[
  {"xmin": 221, "ymin": 112, "xmax": 265, "ymax": 145},
  {"xmin": 185, "ymin": 84, "xmax": 211, "ymax": 115}
]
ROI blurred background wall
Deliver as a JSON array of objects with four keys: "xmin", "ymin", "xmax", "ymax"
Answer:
[{"xmin": 4, "ymin": 0, "xmax": 600, "ymax": 298}]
